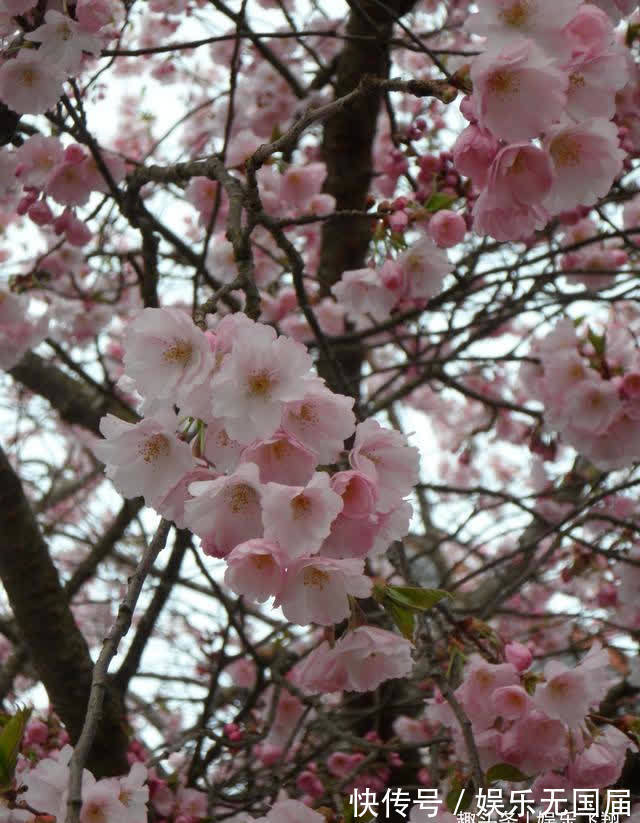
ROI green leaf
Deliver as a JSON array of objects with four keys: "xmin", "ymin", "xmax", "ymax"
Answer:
[
  {"xmin": 384, "ymin": 599, "xmax": 415, "ymax": 641},
  {"xmin": 425, "ymin": 192, "xmax": 458, "ymax": 212},
  {"xmin": 486, "ymin": 763, "xmax": 529, "ymax": 783},
  {"xmin": 385, "ymin": 586, "xmax": 452, "ymax": 611},
  {"xmin": 0, "ymin": 708, "xmax": 31, "ymax": 789}
]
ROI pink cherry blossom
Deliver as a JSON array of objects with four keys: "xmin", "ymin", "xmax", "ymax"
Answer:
[
  {"xmin": 0, "ymin": 289, "xmax": 49, "ymax": 370},
  {"xmin": 331, "ymin": 267, "xmax": 396, "ymax": 322},
  {"xmin": 26, "ymin": 11, "xmax": 101, "ymax": 74},
  {"xmin": 276, "ymin": 556, "xmax": 372, "ymax": 625},
  {"xmin": 465, "ymin": 0, "xmax": 579, "ymax": 54},
  {"xmin": 281, "ymin": 387, "xmax": 356, "ymax": 463},
  {"xmin": 333, "ymin": 625, "xmax": 414, "ymax": 692},
  {"xmin": 211, "ymin": 326, "xmax": 315, "ymax": 442},
  {"xmin": 224, "ymin": 539, "xmax": 285, "ymax": 602},
  {"xmin": 543, "ymin": 118, "xmax": 625, "ymax": 213},
  {"xmin": 92, "ymin": 415, "xmax": 196, "ymax": 505},
  {"xmin": 123, "ymin": 307, "xmax": 214, "ymax": 404},
  {"xmin": 396, "ymin": 234, "xmax": 452, "ymax": 301},
  {"xmin": 472, "ymin": 142, "xmax": 554, "ymax": 240},
  {"xmin": 184, "ymin": 462, "xmax": 264, "ymax": 557},
  {"xmin": 240, "ymin": 431, "xmax": 317, "ymax": 485},
  {"xmin": 350, "ymin": 419, "xmax": 420, "ymax": 513},
  {"xmin": 451, "ymin": 124, "xmax": 500, "ymax": 188},
  {"xmin": 470, "ymin": 38, "xmax": 568, "ymax": 142},
  {"xmin": 15, "ymin": 135, "xmax": 64, "ymax": 189},
  {"xmin": 0, "ymin": 50, "xmax": 66, "ymax": 115},
  {"xmin": 262, "ymin": 472, "xmax": 343, "ymax": 560},
  {"xmin": 428, "ymin": 210, "xmax": 466, "ymax": 248}
]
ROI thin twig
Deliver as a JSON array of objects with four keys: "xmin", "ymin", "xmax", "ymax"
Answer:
[{"xmin": 65, "ymin": 519, "xmax": 172, "ymax": 823}]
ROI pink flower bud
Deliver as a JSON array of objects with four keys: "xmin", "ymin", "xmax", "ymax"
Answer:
[
  {"xmin": 505, "ymin": 642, "xmax": 532, "ymax": 671},
  {"xmin": 428, "ymin": 209, "xmax": 466, "ymax": 248}
]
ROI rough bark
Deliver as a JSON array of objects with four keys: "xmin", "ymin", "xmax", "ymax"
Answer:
[
  {"xmin": 317, "ymin": 0, "xmax": 417, "ymax": 399},
  {"xmin": 9, "ymin": 352, "xmax": 137, "ymax": 435},
  {"xmin": 0, "ymin": 446, "xmax": 129, "ymax": 777}
]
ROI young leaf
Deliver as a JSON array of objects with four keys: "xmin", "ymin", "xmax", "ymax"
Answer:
[
  {"xmin": 0, "ymin": 707, "xmax": 31, "ymax": 789},
  {"xmin": 486, "ymin": 763, "xmax": 529, "ymax": 783},
  {"xmin": 385, "ymin": 586, "xmax": 451, "ymax": 611}
]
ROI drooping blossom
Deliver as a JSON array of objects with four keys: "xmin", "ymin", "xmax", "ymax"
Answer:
[
  {"xmin": 276, "ymin": 556, "xmax": 372, "ymax": 625},
  {"xmin": 92, "ymin": 415, "xmax": 195, "ymax": 505},
  {"xmin": 262, "ymin": 472, "xmax": 343, "ymax": 561},
  {"xmin": 470, "ymin": 38, "xmax": 568, "ymax": 142},
  {"xmin": 184, "ymin": 462, "xmax": 264, "ymax": 557},
  {"xmin": 350, "ymin": 419, "xmax": 420, "ymax": 513}
]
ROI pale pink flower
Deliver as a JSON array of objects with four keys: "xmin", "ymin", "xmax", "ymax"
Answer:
[
  {"xmin": 224, "ymin": 539, "xmax": 285, "ymax": 602},
  {"xmin": 505, "ymin": 641, "xmax": 532, "ymax": 670},
  {"xmin": 117, "ymin": 761, "xmax": 149, "ymax": 823},
  {"xmin": 534, "ymin": 660, "xmax": 598, "ymax": 728},
  {"xmin": 262, "ymin": 472, "xmax": 343, "ymax": 560},
  {"xmin": 428, "ymin": 210, "xmax": 466, "ymax": 248},
  {"xmin": 26, "ymin": 11, "xmax": 101, "ymax": 74},
  {"xmin": 225, "ymin": 658, "xmax": 257, "ymax": 688},
  {"xmin": 564, "ymin": 3, "xmax": 614, "ymax": 55},
  {"xmin": 21, "ymin": 744, "xmax": 74, "ymax": 821},
  {"xmin": 184, "ymin": 462, "xmax": 264, "ymax": 557},
  {"xmin": 330, "ymin": 470, "xmax": 378, "ymax": 518},
  {"xmin": 293, "ymin": 641, "xmax": 345, "ymax": 693},
  {"xmin": 396, "ymin": 234, "xmax": 452, "ymax": 301},
  {"xmin": 0, "ymin": 289, "xmax": 48, "ymax": 370},
  {"xmin": 465, "ymin": 0, "xmax": 579, "ymax": 54},
  {"xmin": 318, "ymin": 508, "xmax": 380, "ymax": 559},
  {"xmin": 564, "ymin": 50, "xmax": 628, "ymax": 122},
  {"xmin": 123, "ymin": 307, "xmax": 214, "ymax": 404},
  {"xmin": 279, "ymin": 162, "xmax": 326, "ymax": 212},
  {"xmin": 155, "ymin": 467, "xmax": 217, "ymax": 529},
  {"xmin": 92, "ymin": 415, "xmax": 195, "ymax": 505},
  {"xmin": 368, "ymin": 500, "xmax": 413, "ymax": 557},
  {"xmin": 15, "ymin": 135, "xmax": 64, "ymax": 189},
  {"xmin": 0, "ymin": 51, "xmax": 65, "ymax": 115},
  {"xmin": 333, "ymin": 626, "xmax": 414, "ymax": 692},
  {"xmin": 565, "ymin": 378, "xmax": 620, "ymax": 434},
  {"xmin": 544, "ymin": 118, "xmax": 625, "ymax": 213},
  {"xmin": 185, "ymin": 177, "xmax": 219, "ymax": 226},
  {"xmin": 568, "ymin": 726, "xmax": 633, "ymax": 788},
  {"xmin": 1, "ymin": 0, "xmax": 36, "ymax": 13},
  {"xmin": 499, "ymin": 710, "xmax": 569, "ymax": 773},
  {"xmin": 276, "ymin": 556, "xmax": 372, "ymax": 625},
  {"xmin": 454, "ymin": 655, "xmax": 519, "ymax": 730},
  {"xmin": 175, "ymin": 787, "xmax": 207, "ymax": 820},
  {"xmin": 240, "ymin": 431, "xmax": 317, "ymax": 485},
  {"xmin": 281, "ymin": 387, "xmax": 356, "ymax": 463},
  {"xmin": 471, "ymin": 38, "xmax": 568, "ymax": 142},
  {"xmin": 350, "ymin": 419, "xmax": 420, "ymax": 513},
  {"xmin": 491, "ymin": 685, "xmax": 532, "ymax": 719},
  {"xmin": 80, "ymin": 778, "xmax": 127, "ymax": 823},
  {"xmin": 76, "ymin": 0, "xmax": 113, "ymax": 31},
  {"xmin": 46, "ymin": 160, "xmax": 92, "ymax": 207},
  {"xmin": 331, "ymin": 267, "xmax": 396, "ymax": 322},
  {"xmin": 451, "ymin": 124, "xmax": 500, "ymax": 188},
  {"xmin": 211, "ymin": 327, "xmax": 315, "ymax": 442},
  {"xmin": 472, "ymin": 142, "xmax": 554, "ymax": 240},
  {"xmin": 203, "ymin": 420, "xmax": 244, "ymax": 474}
]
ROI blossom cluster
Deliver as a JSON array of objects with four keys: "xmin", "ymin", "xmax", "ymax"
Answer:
[
  {"xmin": 0, "ymin": 5, "xmax": 110, "ymax": 117},
  {"xmin": 0, "ymin": 289, "xmax": 48, "ymax": 370},
  {"xmin": 523, "ymin": 308, "xmax": 640, "ymax": 469},
  {"xmin": 426, "ymin": 642, "xmax": 636, "ymax": 793},
  {"xmin": 93, "ymin": 307, "xmax": 419, "ymax": 644},
  {"xmin": 454, "ymin": 0, "xmax": 632, "ymax": 240}
]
